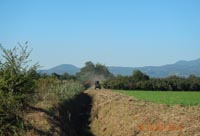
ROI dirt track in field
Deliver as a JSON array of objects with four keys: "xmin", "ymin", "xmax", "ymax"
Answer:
[{"xmin": 86, "ymin": 89, "xmax": 200, "ymax": 136}]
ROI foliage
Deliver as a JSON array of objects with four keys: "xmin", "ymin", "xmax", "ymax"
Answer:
[
  {"xmin": 51, "ymin": 72, "xmax": 76, "ymax": 80},
  {"xmin": 132, "ymin": 70, "xmax": 150, "ymax": 81},
  {"xmin": 35, "ymin": 77, "xmax": 84, "ymax": 106},
  {"xmin": 117, "ymin": 90, "xmax": 200, "ymax": 106},
  {"xmin": 0, "ymin": 91, "xmax": 25, "ymax": 136},
  {"xmin": 104, "ymin": 70, "xmax": 200, "ymax": 91},
  {"xmin": 0, "ymin": 44, "xmax": 39, "ymax": 103},
  {"xmin": 0, "ymin": 44, "xmax": 39, "ymax": 135}
]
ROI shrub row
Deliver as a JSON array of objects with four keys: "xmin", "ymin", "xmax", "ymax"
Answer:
[{"xmin": 104, "ymin": 71, "xmax": 200, "ymax": 91}]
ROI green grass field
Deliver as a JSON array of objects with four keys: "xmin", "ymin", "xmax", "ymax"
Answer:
[{"xmin": 116, "ymin": 90, "xmax": 200, "ymax": 106}]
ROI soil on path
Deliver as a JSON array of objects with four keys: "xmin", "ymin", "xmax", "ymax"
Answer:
[{"xmin": 86, "ymin": 89, "xmax": 200, "ymax": 136}]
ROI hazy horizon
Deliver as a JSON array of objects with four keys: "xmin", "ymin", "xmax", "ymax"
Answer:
[
  {"xmin": 1, "ymin": 0, "xmax": 200, "ymax": 69},
  {"xmin": 40, "ymin": 57, "xmax": 200, "ymax": 70}
]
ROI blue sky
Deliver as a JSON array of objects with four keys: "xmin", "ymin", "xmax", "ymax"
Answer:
[{"xmin": 0, "ymin": 0, "xmax": 200, "ymax": 69}]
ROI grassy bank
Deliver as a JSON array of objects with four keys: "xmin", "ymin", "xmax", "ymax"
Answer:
[{"xmin": 116, "ymin": 90, "xmax": 200, "ymax": 106}]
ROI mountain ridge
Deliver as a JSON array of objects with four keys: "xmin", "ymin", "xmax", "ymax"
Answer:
[
  {"xmin": 38, "ymin": 58, "xmax": 200, "ymax": 77},
  {"xmin": 39, "ymin": 64, "xmax": 80, "ymax": 75}
]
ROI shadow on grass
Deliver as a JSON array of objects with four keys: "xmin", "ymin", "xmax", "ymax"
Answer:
[{"xmin": 27, "ymin": 92, "xmax": 94, "ymax": 136}]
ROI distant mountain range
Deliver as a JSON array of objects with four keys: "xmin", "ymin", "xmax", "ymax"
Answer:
[
  {"xmin": 39, "ymin": 64, "xmax": 80, "ymax": 75},
  {"xmin": 38, "ymin": 58, "xmax": 200, "ymax": 77}
]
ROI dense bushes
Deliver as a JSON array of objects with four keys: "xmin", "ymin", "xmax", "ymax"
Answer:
[
  {"xmin": 104, "ymin": 71, "xmax": 200, "ymax": 91},
  {"xmin": 0, "ymin": 91, "xmax": 24, "ymax": 135},
  {"xmin": 0, "ymin": 45, "xmax": 39, "ymax": 135}
]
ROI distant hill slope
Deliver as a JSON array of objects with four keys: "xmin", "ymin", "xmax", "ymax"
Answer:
[
  {"xmin": 38, "ymin": 58, "xmax": 200, "ymax": 77},
  {"xmin": 109, "ymin": 58, "xmax": 200, "ymax": 77},
  {"xmin": 38, "ymin": 64, "xmax": 80, "ymax": 75}
]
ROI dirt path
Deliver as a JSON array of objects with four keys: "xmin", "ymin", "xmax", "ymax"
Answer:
[{"xmin": 86, "ymin": 89, "xmax": 200, "ymax": 136}]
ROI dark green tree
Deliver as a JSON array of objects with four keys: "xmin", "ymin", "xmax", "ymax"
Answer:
[
  {"xmin": 132, "ymin": 70, "xmax": 149, "ymax": 81},
  {"xmin": 51, "ymin": 72, "xmax": 61, "ymax": 79}
]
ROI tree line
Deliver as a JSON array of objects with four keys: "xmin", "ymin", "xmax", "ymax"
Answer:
[{"xmin": 103, "ymin": 70, "xmax": 200, "ymax": 91}]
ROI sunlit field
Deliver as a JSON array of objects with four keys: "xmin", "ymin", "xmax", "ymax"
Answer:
[{"xmin": 116, "ymin": 90, "xmax": 200, "ymax": 106}]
